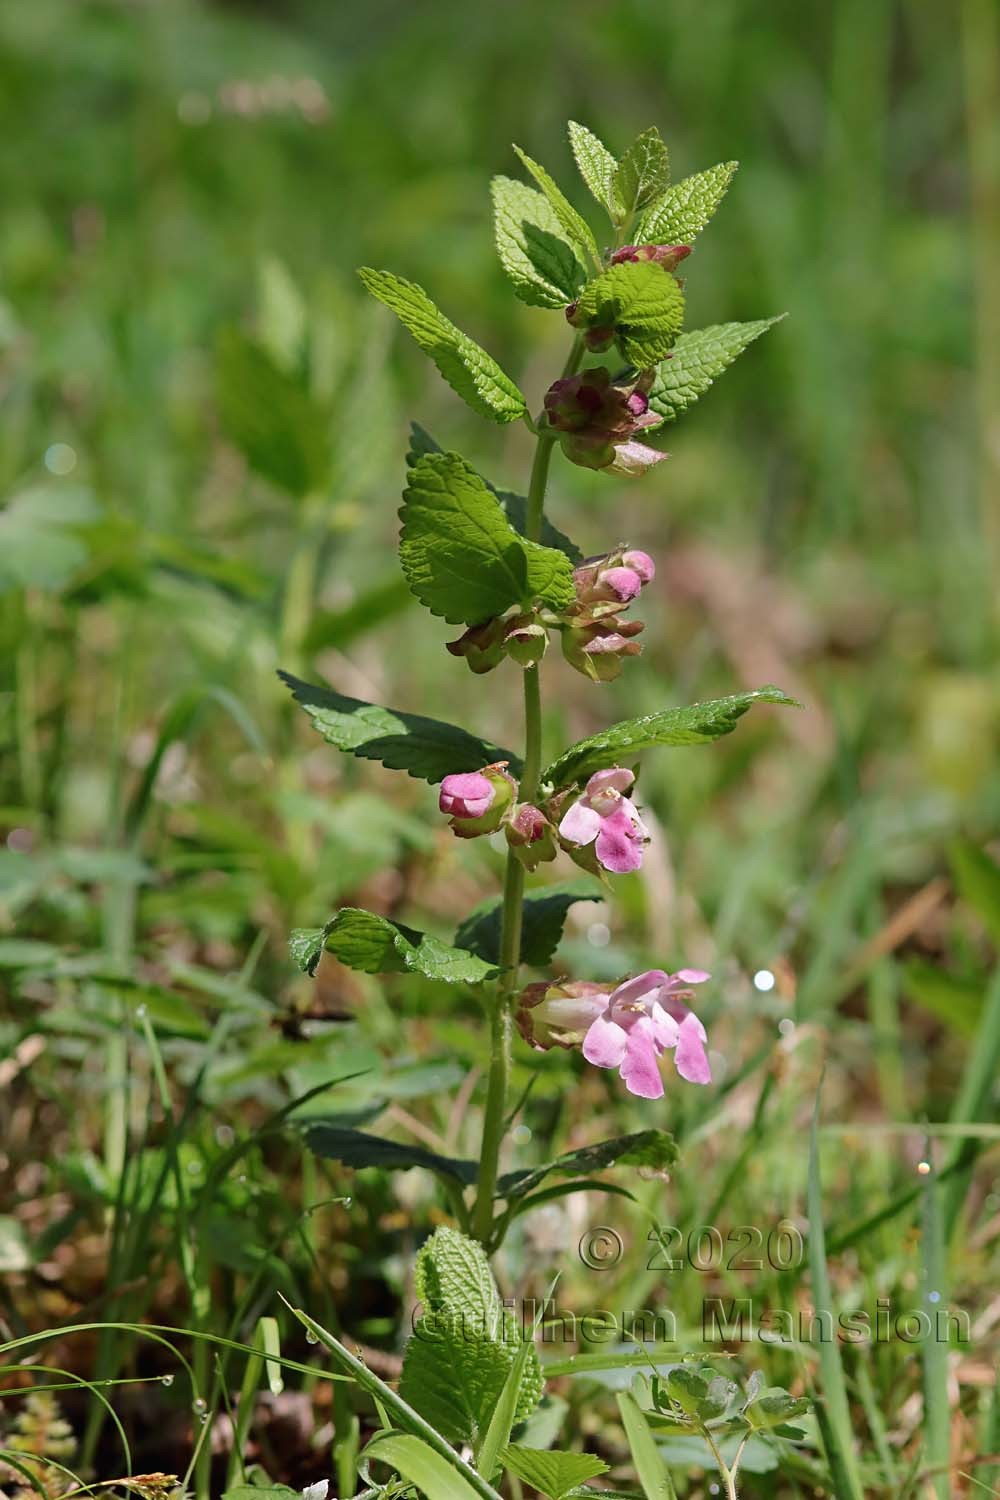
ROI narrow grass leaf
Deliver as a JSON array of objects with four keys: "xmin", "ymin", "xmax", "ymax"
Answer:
[{"xmin": 616, "ymin": 1391, "xmax": 678, "ymax": 1500}]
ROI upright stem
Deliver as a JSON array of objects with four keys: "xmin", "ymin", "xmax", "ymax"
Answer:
[{"xmin": 471, "ymin": 338, "xmax": 582, "ymax": 1245}]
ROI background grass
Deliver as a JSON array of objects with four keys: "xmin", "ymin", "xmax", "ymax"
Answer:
[{"xmin": 1, "ymin": 1, "xmax": 998, "ymax": 1496}]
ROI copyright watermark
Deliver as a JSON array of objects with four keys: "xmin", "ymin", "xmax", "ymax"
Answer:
[{"xmin": 578, "ymin": 1226, "xmax": 624, "ymax": 1269}]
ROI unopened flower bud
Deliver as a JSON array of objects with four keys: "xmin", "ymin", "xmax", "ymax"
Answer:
[
  {"xmin": 439, "ymin": 764, "xmax": 515, "ymax": 838},
  {"xmin": 446, "ymin": 618, "xmax": 506, "ymax": 674},
  {"xmin": 505, "ymin": 802, "xmax": 557, "ymax": 870},
  {"xmin": 610, "ymin": 244, "xmax": 692, "ymax": 272},
  {"xmin": 504, "ymin": 616, "xmax": 548, "ymax": 668},
  {"xmin": 562, "ymin": 618, "xmax": 644, "ymax": 682},
  {"xmin": 517, "ymin": 979, "xmax": 610, "ymax": 1050},
  {"xmin": 608, "ymin": 439, "xmax": 667, "ymax": 477}
]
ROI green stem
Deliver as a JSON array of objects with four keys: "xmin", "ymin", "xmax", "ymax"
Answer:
[{"xmin": 471, "ymin": 337, "xmax": 583, "ymax": 1246}]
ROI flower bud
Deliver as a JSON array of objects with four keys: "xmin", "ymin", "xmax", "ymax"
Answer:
[
  {"xmin": 564, "ymin": 303, "xmax": 615, "ymax": 351},
  {"xmin": 446, "ymin": 618, "xmax": 506, "ymax": 674},
  {"xmin": 439, "ymin": 764, "xmax": 515, "ymax": 838},
  {"xmin": 608, "ymin": 439, "xmax": 668, "ymax": 477},
  {"xmin": 504, "ymin": 615, "xmax": 548, "ymax": 668},
  {"xmin": 543, "ymin": 368, "xmax": 663, "ymax": 476},
  {"xmin": 573, "ymin": 549, "xmax": 655, "ymax": 607},
  {"xmin": 610, "ymin": 243, "xmax": 692, "ymax": 272},
  {"xmin": 516, "ymin": 979, "xmax": 610, "ymax": 1050},
  {"xmin": 504, "ymin": 802, "xmax": 557, "ymax": 870},
  {"xmin": 562, "ymin": 618, "xmax": 644, "ymax": 682}
]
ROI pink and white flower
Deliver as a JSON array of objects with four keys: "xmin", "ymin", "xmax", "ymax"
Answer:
[
  {"xmin": 581, "ymin": 969, "xmax": 712, "ymax": 1097},
  {"xmin": 518, "ymin": 968, "xmax": 712, "ymax": 1099},
  {"xmin": 558, "ymin": 767, "xmax": 648, "ymax": 874}
]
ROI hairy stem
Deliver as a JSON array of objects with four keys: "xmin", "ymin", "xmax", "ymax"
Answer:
[{"xmin": 471, "ymin": 337, "xmax": 583, "ymax": 1245}]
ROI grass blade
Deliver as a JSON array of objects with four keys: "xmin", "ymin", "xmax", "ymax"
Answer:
[
  {"xmin": 808, "ymin": 1090, "xmax": 864, "ymax": 1500},
  {"xmin": 365, "ymin": 1432, "xmax": 494, "ymax": 1500},
  {"xmin": 616, "ymin": 1391, "xmax": 678, "ymax": 1500},
  {"xmin": 921, "ymin": 1159, "xmax": 951, "ymax": 1500},
  {"xmin": 943, "ymin": 965, "xmax": 1000, "ymax": 1237}
]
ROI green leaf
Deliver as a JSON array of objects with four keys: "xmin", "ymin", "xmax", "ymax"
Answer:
[
  {"xmin": 408, "ymin": 422, "xmax": 582, "ymax": 563},
  {"xmin": 573, "ymin": 261, "xmax": 685, "ymax": 368},
  {"xmin": 542, "ymin": 687, "xmax": 799, "ymax": 789},
  {"xmin": 615, "ymin": 127, "xmax": 670, "ymax": 218},
  {"xmin": 279, "ymin": 670, "xmax": 521, "ymax": 783},
  {"xmin": 503, "ymin": 1446, "xmax": 609, "ymax": 1500},
  {"xmin": 512, "ymin": 146, "xmax": 600, "ymax": 266},
  {"xmin": 303, "ymin": 1124, "xmax": 477, "ymax": 1185},
  {"xmin": 455, "ymin": 879, "xmax": 604, "ymax": 967},
  {"xmin": 306, "ymin": 906, "xmax": 498, "ymax": 984},
  {"xmin": 401, "ymin": 1229, "xmax": 543, "ymax": 1449},
  {"xmin": 364, "ymin": 1432, "xmax": 498, "ymax": 1500},
  {"xmin": 567, "ymin": 120, "xmax": 622, "ymax": 222},
  {"xmin": 746, "ymin": 1388, "xmax": 811, "ymax": 1430},
  {"xmin": 401, "ymin": 451, "xmax": 576, "ymax": 624},
  {"xmin": 617, "ymin": 1392, "xmax": 679, "ymax": 1500},
  {"xmin": 499, "ymin": 1129, "xmax": 677, "ymax": 1202},
  {"xmin": 950, "ymin": 840, "xmax": 1000, "ymax": 946},
  {"xmin": 357, "ymin": 267, "xmax": 527, "ymax": 424},
  {"xmin": 216, "ymin": 327, "xmax": 329, "ymax": 496},
  {"xmin": 415, "ymin": 1226, "xmax": 502, "ymax": 1324},
  {"xmin": 491, "ymin": 176, "xmax": 585, "ymax": 308},
  {"xmin": 647, "ymin": 318, "xmax": 784, "ymax": 424},
  {"xmin": 633, "ymin": 161, "xmax": 739, "ymax": 245},
  {"xmin": 477, "ymin": 1339, "xmax": 537, "ymax": 1479}
]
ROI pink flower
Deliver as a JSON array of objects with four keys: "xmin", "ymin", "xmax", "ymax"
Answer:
[
  {"xmin": 610, "ymin": 243, "xmax": 692, "ymax": 272},
  {"xmin": 505, "ymin": 802, "xmax": 557, "ymax": 870},
  {"xmin": 543, "ymin": 367, "xmax": 664, "ymax": 477},
  {"xmin": 558, "ymin": 767, "xmax": 648, "ymax": 873},
  {"xmin": 438, "ymin": 764, "xmax": 515, "ymax": 838},
  {"xmin": 581, "ymin": 969, "xmax": 712, "ymax": 1098}
]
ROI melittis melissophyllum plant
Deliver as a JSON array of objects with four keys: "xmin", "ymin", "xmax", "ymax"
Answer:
[{"xmin": 283, "ymin": 122, "xmax": 795, "ymax": 1252}]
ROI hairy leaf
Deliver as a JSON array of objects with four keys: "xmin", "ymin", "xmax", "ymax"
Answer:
[
  {"xmin": 647, "ymin": 318, "xmax": 784, "ymax": 424},
  {"xmin": 302, "ymin": 906, "xmax": 497, "ymax": 984},
  {"xmin": 499, "ymin": 1129, "xmax": 677, "ymax": 1201},
  {"xmin": 615, "ymin": 126, "xmax": 670, "ymax": 218},
  {"xmin": 401, "ymin": 451, "xmax": 575, "ymax": 624},
  {"xmin": 216, "ymin": 328, "xmax": 329, "ymax": 496},
  {"xmin": 401, "ymin": 1228, "xmax": 542, "ymax": 1448},
  {"xmin": 573, "ymin": 260, "xmax": 684, "ymax": 368},
  {"xmin": 408, "ymin": 423, "xmax": 582, "ymax": 562},
  {"xmin": 512, "ymin": 146, "xmax": 600, "ymax": 265},
  {"xmin": 634, "ymin": 161, "xmax": 738, "ymax": 245},
  {"xmin": 455, "ymin": 880, "xmax": 604, "ymax": 967},
  {"xmin": 542, "ymin": 687, "xmax": 799, "ymax": 789},
  {"xmin": 491, "ymin": 176, "xmax": 585, "ymax": 308},
  {"xmin": 357, "ymin": 267, "xmax": 527, "ymax": 423},
  {"xmin": 503, "ymin": 1445, "xmax": 609, "ymax": 1499},
  {"xmin": 567, "ymin": 120, "xmax": 622, "ymax": 221},
  {"xmin": 303, "ymin": 1125, "xmax": 478, "ymax": 1185},
  {"xmin": 279, "ymin": 670, "xmax": 520, "ymax": 783}
]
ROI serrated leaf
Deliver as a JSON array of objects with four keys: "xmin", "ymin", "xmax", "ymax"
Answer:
[
  {"xmin": 615, "ymin": 127, "xmax": 670, "ymax": 218},
  {"xmin": 499, "ymin": 1128, "xmax": 677, "ymax": 1202},
  {"xmin": 513, "ymin": 146, "xmax": 600, "ymax": 266},
  {"xmin": 455, "ymin": 880, "xmax": 604, "ymax": 967},
  {"xmin": 408, "ymin": 423, "xmax": 582, "ymax": 562},
  {"xmin": 503, "ymin": 1446, "xmax": 609, "ymax": 1500},
  {"xmin": 363, "ymin": 1432, "xmax": 496, "ymax": 1500},
  {"xmin": 401, "ymin": 451, "xmax": 575, "ymax": 624},
  {"xmin": 634, "ymin": 161, "xmax": 738, "ymax": 245},
  {"xmin": 647, "ymin": 317, "xmax": 784, "ymax": 424},
  {"xmin": 303, "ymin": 1124, "xmax": 477, "ymax": 1184},
  {"xmin": 567, "ymin": 120, "xmax": 622, "ymax": 221},
  {"xmin": 491, "ymin": 176, "xmax": 585, "ymax": 309},
  {"xmin": 310, "ymin": 906, "xmax": 497, "ymax": 984},
  {"xmin": 279, "ymin": 670, "xmax": 521, "ymax": 783},
  {"xmin": 357, "ymin": 267, "xmax": 527, "ymax": 424},
  {"xmin": 542, "ymin": 687, "xmax": 798, "ymax": 789},
  {"xmin": 573, "ymin": 261, "xmax": 684, "ymax": 368},
  {"xmin": 216, "ymin": 328, "xmax": 329, "ymax": 496},
  {"xmin": 401, "ymin": 1228, "xmax": 542, "ymax": 1448}
]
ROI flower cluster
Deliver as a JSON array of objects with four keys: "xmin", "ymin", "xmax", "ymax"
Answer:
[
  {"xmin": 438, "ymin": 763, "xmax": 648, "ymax": 876},
  {"xmin": 543, "ymin": 367, "xmax": 665, "ymax": 478},
  {"xmin": 447, "ymin": 545, "xmax": 655, "ymax": 684},
  {"xmin": 518, "ymin": 968, "xmax": 711, "ymax": 1099},
  {"xmin": 561, "ymin": 546, "xmax": 654, "ymax": 681}
]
